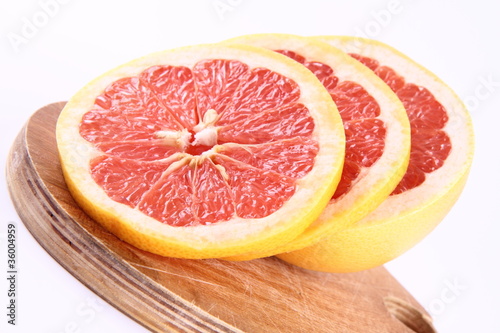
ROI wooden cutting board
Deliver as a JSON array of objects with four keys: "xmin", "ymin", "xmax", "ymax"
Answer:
[{"xmin": 6, "ymin": 102, "xmax": 436, "ymax": 333}]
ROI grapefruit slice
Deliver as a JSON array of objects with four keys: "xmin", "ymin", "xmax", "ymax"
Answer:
[
  {"xmin": 278, "ymin": 36, "xmax": 475, "ymax": 272},
  {"xmin": 56, "ymin": 43, "xmax": 346, "ymax": 259},
  {"xmin": 221, "ymin": 33, "xmax": 411, "ymax": 260}
]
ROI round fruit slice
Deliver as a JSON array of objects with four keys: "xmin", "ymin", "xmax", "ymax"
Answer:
[
  {"xmin": 221, "ymin": 33, "xmax": 410, "ymax": 260},
  {"xmin": 278, "ymin": 36, "xmax": 475, "ymax": 272},
  {"xmin": 56, "ymin": 43, "xmax": 346, "ymax": 259}
]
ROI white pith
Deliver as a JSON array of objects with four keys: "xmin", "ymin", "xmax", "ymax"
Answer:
[
  {"xmin": 155, "ymin": 128, "xmax": 192, "ymax": 150},
  {"xmin": 192, "ymin": 108, "xmax": 219, "ymax": 147},
  {"xmin": 154, "ymin": 108, "xmax": 220, "ymax": 152}
]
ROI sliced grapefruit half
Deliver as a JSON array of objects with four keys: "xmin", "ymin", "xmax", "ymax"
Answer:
[
  {"xmin": 56, "ymin": 43, "xmax": 346, "ymax": 259},
  {"xmin": 278, "ymin": 36, "xmax": 475, "ymax": 272},
  {"xmin": 221, "ymin": 33, "xmax": 411, "ymax": 260}
]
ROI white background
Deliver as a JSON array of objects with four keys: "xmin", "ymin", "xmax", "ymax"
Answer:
[{"xmin": 1, "ymin": 0, "xmax": 499, "ymax": 332}]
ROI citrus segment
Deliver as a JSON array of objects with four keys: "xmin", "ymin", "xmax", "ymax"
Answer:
[
  {"xmin": 332, "ymin": 118, "xmax": 387, "ymax": 199},
  {"xmin": 90, "ymin": 155, "xmax": 173, "ymax": 207},
  {"xmin": 344, "ymin": 118, "xmax": 386, "ymax": 167},
  {"xmin": 140, "ymin": 66, "xmax": 198, "ymax": 128},
  {"xmin": 217, "ymin": 138, "xmax": 318, "ymax": 179},
  {"xmin": 396, "ymin": 84, "xmax": 448, "ymax": 129},
  {"xmin": 329, "ymin": 81, "xmax": 381, "ymax": 120},
  {"xmin": 217, "ymin": 67, "xmax": 300, "ymax": 126},
  {"xmin": 211, "ymin": 155, "xmax": 296, "ymax": 218},
  {"xmin": 193, "ymin": 59, "xmax": 249, "ymax": 119},
  {"xmin": 82, "ymin": 80, "xmax": 184, "ymax": 141},
  {"xmin": 278, "ymin": 36, "xmax": 474, "ymax": 272},
  {"xmin": 136, "ymin": 158, "xmax": 237, "ymax": 226},
  {"xmin": 98, "ymin": 140, "xmax": 183, "ymax": 161},
  {"xmin": 56, "ymin": 43, "xmax": 345, "ymax": 259},
  {"xmin": 221, "ymin": 34, "xmax": 410, "ymax": 260},
  {"xmin": 190, "ymin": 159, "xmax": 235, "ymax": 224},
  {"xmin": 138, "ymin": 162, "xmax": 199, "ymax": 226},
  {"xmin": 218, "ymin": 103, "xmax": 314, "ymax": 144}
]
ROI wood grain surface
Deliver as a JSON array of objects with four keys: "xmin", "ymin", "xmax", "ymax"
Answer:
[{"xmin": 6, "ymin": 102, "xmax": 436, "ymax": 333}]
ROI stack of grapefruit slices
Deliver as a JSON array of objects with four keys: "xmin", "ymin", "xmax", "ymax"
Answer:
[{"xmin": 56, "ymin": 34, "xmax": 474, "ymax": 272}]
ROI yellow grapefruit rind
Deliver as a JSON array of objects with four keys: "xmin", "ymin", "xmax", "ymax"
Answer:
[
  {"xmin": 221, "ymin": 33, "xmax": 411, "ymax": 260},
  {"xmin": 278, "ymin": 36, "xmax": 475, "ymax": 272},
  {"xmin": 56, "ymin": 43, "xmax": 345, "ymax": 259}
]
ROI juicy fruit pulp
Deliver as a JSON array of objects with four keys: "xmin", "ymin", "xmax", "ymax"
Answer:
[
  {"xmin": 276, "ymin": 49, "xmax": 386, "ymax": 200},
  {"xmin": 80, "ymin": 60, "xmax": 319, "ymax": 227},
  {"xmin": 349, "ymin": 54, "xmax": 452, "ymax": 195}
]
